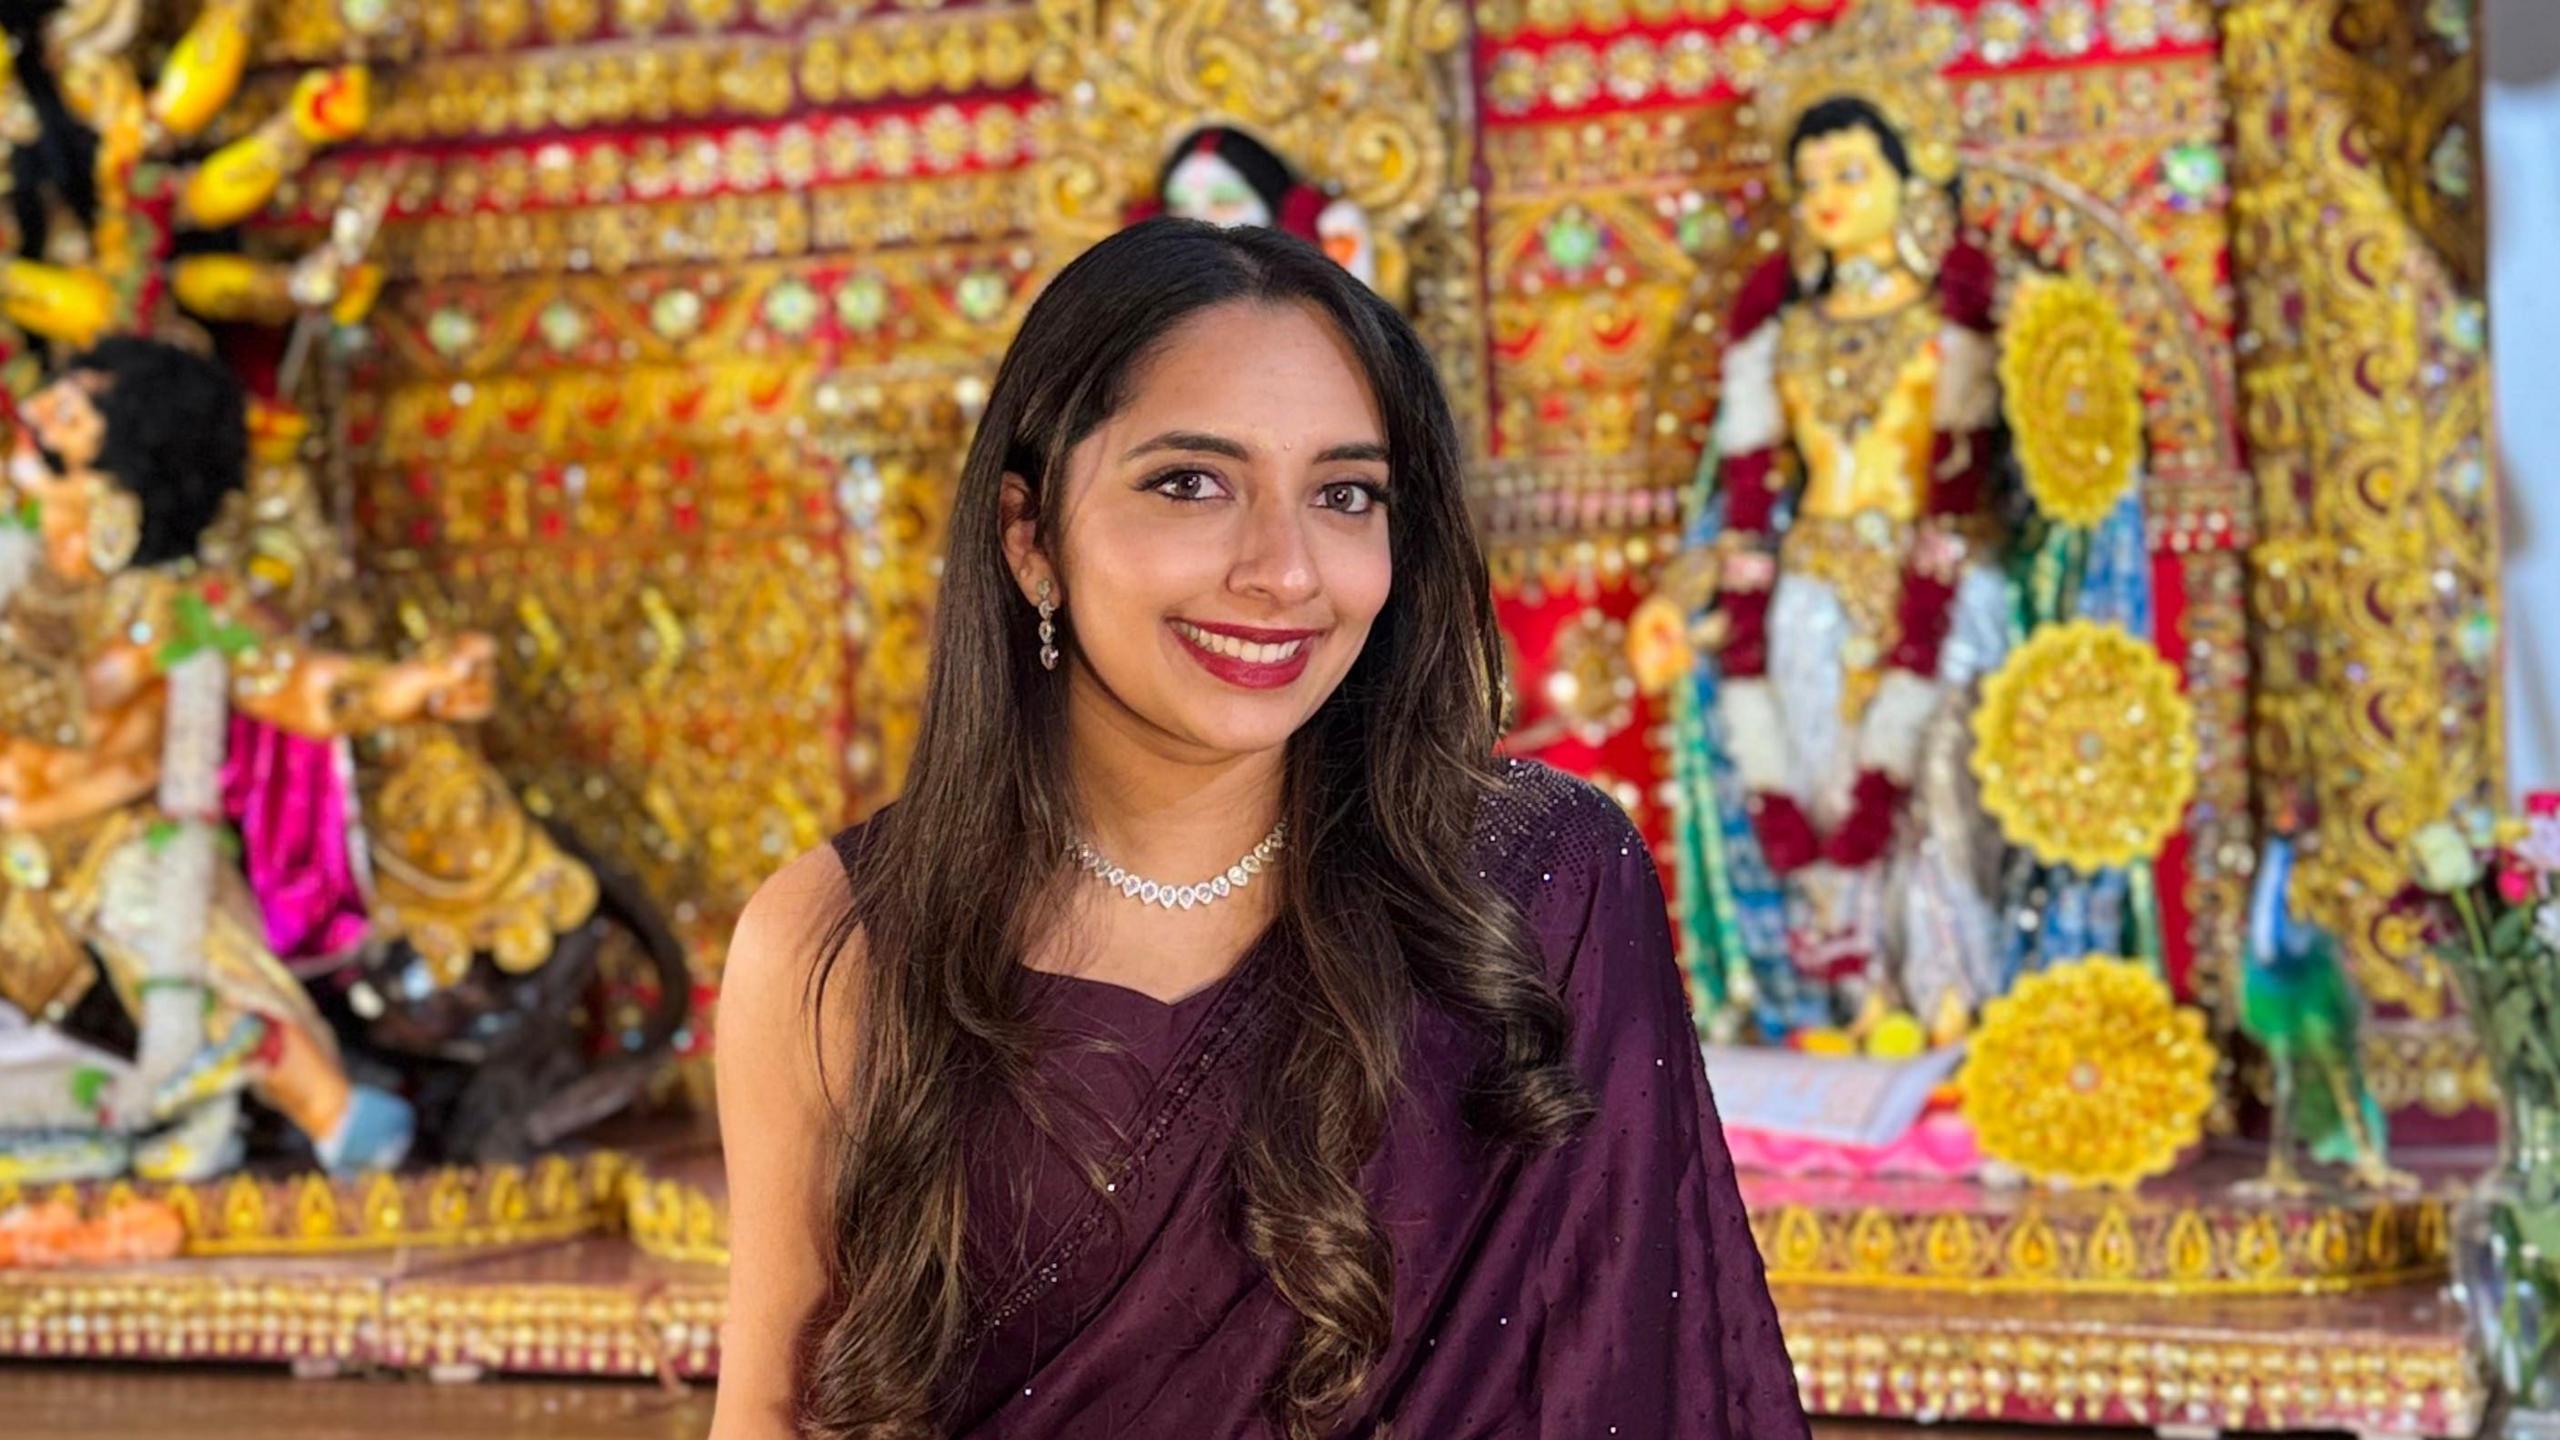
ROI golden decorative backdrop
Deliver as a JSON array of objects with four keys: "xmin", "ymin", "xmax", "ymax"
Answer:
[
  {"xmin": 2225, "ymin": 0, "xmax": 2498, "ymax": 1125},
  {"xmin": 230, "ymin": 0, "xmax": 2495, "ymax": 1109}
]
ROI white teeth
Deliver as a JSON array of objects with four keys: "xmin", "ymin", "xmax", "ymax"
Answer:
[{"xmin": 1174, "ymin": 621, "xmax": 1309, "ymax": 664}]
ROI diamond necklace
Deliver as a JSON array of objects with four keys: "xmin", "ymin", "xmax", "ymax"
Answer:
[{"xmin": 1069, "ymin": 821, "xmax": 1286, "ymax": 911}]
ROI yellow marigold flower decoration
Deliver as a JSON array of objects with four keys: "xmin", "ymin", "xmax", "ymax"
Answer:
[
  {"xmin": 1971, "ymin": 620, "xmax": 2197, "ymax": 871},
  {"xmin": 1958, "ymin": 957, "xmax": 2215, "ymax": 1189},
  {"xmin": 2000, "ymin": 274, "xmax": 2144, "ymax": 528}
]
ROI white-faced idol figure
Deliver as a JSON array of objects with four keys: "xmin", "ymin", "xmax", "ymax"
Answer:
[{"xmin": 1151, "ymin": 125, "xmax": 1377, "ymax": 289}]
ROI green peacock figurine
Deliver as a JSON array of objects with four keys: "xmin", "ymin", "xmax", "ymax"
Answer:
[{"xmin": 2241, "ymin": 835, "xmax": 2412, "ymax": 1194}]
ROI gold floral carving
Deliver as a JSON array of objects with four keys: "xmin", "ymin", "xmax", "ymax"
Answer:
[
  {"xmin": 1973, "ymin": 624, "xmax": 2198, "ymax": 873},
  {"xmin": 1025, "ymin": 0, "xmax": 1486, "ymax": 453},
  {"xmin": 1959, "ymin": 958, "xmax": 2217, "ymax": 1189},
  {"xmin": 2001, "ymin": 273, "xmax": 2143, "ymax": 529},
  {"xmin": 1027, "ymin": 0, "xmax": 1463, "ymax": 295},
  {"xmin": 2225, "ymin": 0, "xmax": 2500, "ymax": 1020}
]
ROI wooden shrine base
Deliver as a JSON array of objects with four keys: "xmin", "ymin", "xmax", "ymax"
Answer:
[
  {"xmin": 0, "ymin": 1363, "xmax": 2172, "ymax": 1440},
  {"xmin": 1782, "ymin": 1283, "xmax": 2480, "ymax": 1435},
  {"xmin": 0, "ymin": 1124, "xmax": 2488, "ymax": 1435}
]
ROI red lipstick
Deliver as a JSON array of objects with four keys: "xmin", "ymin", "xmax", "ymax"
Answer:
[{"xmin": 1167, "ymin": 617, "xmax": 1321, "ymax": 691}]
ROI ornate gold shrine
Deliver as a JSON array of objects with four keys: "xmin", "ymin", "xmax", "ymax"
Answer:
[
  {"xmin": 0, "ymin": 0, "xmax": 2501, "ymax": 1427},
  {"xmin": 0, "ymin": 1140, "xmax": 2482, "ymax": 1436},
  {"xmin": 224, "ymin": 0, "xmax": 2499, "ymax": 1153}
]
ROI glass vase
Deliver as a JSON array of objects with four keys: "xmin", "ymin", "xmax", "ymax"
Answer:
[{"xmin": 2456, "ymin": 1087, "xmax": 2560, "ymax": 1437}]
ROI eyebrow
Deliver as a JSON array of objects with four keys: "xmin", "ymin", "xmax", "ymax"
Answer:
[{"xmin": 1122, "ymin": 430, "xmax": 1388, "ymax": 466}]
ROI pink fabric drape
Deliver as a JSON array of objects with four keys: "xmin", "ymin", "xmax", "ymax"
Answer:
[{"xmin": 220, "ymin": 714, "xmax": 369, "ymax": 962}]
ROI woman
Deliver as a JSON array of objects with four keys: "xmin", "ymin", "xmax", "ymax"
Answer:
[{"xmin": 713, "ymin": 219, "xmax": 1801, "ymax": 1440}]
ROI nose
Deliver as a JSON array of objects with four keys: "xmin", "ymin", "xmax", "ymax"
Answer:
[{"xmin": 1225, "ymin": 493, "xmax": 1320, "ymax": 609}]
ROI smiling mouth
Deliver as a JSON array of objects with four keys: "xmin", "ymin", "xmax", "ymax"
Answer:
[{"xmin": 1169, "ymin": 618, "xmax": 1317, "ymax": 664}]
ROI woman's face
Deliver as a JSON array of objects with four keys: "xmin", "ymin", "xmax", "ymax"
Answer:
[
  {"xmin": 1792, "ymin": 125, "xmax": 1903, "ymax": 258},
  {"xmin": 1010, "ymin": 300, "xmax": 1395, "ymax": 759}
]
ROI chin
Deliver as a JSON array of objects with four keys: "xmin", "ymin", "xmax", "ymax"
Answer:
[{"xmin": 1162, "ymin": 691, "xmax": 1320, "ymax": 759}]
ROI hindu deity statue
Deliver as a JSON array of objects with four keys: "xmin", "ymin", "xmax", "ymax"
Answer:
[
  {"xmin": 1630, "ymin": 3, "xmax": 2164, "ymax": 1046},
  {"xmin": 1145, "ymin": 124, "xmax": 1377, "ymax": 288},
  {"xmin": 0, "ymin": 0, "xmax": 373, "ymax": 379},
  {"xmin": 0, "ymin": 7, "xmax": 683, "ymax": 1193},
  {"xmin": 0, "ymin": 339, "xmax": 492, "ymax": 1184}
]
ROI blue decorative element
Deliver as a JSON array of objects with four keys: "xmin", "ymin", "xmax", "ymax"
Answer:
[
  {"xmin": 317, "ymin": 1083, "xmax": 415, "ymax": 1175},
  {"xmin": 2005, "ymin": 490, "xmax": 2162, "ymax": 979}
]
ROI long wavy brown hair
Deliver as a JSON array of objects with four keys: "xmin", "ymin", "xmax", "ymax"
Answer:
[{"xmin": 796, "ymin": 218, "xmax": 1593, "ymax": 1439}]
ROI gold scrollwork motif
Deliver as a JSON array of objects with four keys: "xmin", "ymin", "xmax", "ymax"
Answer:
[
  {"xmin": 1026, "ymin": 0, "xmax": 1485, "ymax": 453},
  {"xmin": 358, "ymin": 725, "xmax": 602, "ymax": 986},
  {"xmin": 1028, "ymin": 0, "xmax": 1463, "ymax": 273},
  {"xmin": 2226, "ymin": 0, "xmax": 2500, "ymax": 1020}
]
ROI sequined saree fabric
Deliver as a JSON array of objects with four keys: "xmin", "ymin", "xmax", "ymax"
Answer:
[{"xmin": 828, "ymin": 759, "xmax": 1805, "ymax": 1439}]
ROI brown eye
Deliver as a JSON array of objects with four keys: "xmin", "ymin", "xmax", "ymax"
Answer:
[
  {"xmin": 1318, "ymin": 481, "xmax": 1384, "ymax": 516},
  {"xmin": 1142, "ymin": 468, "xmax": 1228, "ymax": 502}
]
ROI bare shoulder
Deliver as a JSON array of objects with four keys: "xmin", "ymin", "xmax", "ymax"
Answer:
[
  {"xmin": 732, "ymin": 839, "xmax": 860, "ymax": 962},
  {"xmin": 720, "ymin": 837, "xmax": 865, "ymax": 1097},
  {"xmin": 710, "ymin": 838, "xmax": 860, "ymax": 1440}
]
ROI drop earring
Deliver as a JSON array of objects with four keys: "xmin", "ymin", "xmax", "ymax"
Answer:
[{"xmin": 1036, "ymin": 578, "xmax": 1059, "ymax": 671}]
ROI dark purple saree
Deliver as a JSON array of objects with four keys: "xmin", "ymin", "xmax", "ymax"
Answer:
[{"xmin": 834, "ymin": 760, "xmax": 1804, "ymax": 1439}]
